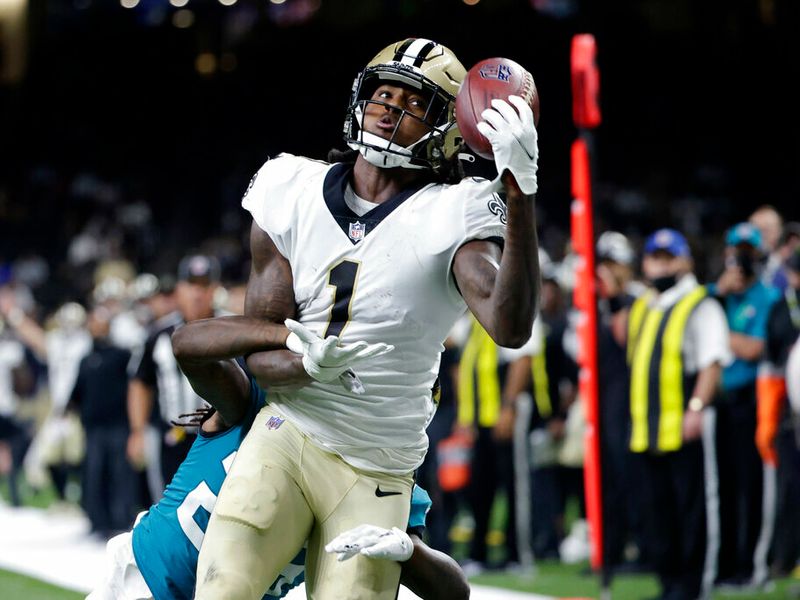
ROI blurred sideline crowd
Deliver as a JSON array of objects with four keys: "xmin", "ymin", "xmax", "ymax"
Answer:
[{"xmin": 1, "ymin": 200, "xmax": 800, "ymax": 598}]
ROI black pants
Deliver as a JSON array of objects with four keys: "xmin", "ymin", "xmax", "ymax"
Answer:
[
  {"xmin": 602, "ymin": 438, "xmax": 648, "ymax": 568},
  {"xmin": 82, "ymin": 425, "xmax": 137, "ymax": 534},
  {"xmin": 638, "ymin": 441, "xmax": 706, "ymax": 600},
  {"xmin": 0, "ymin": 416, "xmax": 30, "ymax": 507},
  {"xmin": 468, "ymin": 426, "xmax": 517, "ymax": 565},
  {"xmin": 716, "ymin": 387, "xmax": 762, "ymax": 581},
  {"xmin": 772, "ymin": 425, "xmax": 800, "ymax": 574},
  {"xmin": 530, "ymin": 464, "xmax": 561, "ymax": 558}
]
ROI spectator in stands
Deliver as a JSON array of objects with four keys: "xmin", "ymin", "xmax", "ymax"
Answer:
[
  {"xmin": 126, "ymin": 254, "xmax": 220, "ymax": 500},
  {"xmin": 68, "ymin": 305, "xmax": 135, "ymax": 538},
  {"xmin": 708, "ymin": 222, "xmax": 780, "ymax": 588}
]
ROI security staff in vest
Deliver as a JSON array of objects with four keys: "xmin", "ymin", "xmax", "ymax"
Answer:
[
  {"xmin": 708, "ymin": 222, "xmax": 780, "ymax": 587},
  {"xmin": 626, "ymin": 229, "xmax": 731, "ymax": 600}
]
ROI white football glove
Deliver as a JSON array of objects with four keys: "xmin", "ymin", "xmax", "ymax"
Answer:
[
  {"xmin": 324, "ymin": 524, "xmax": 414, "ymax": 563},
  {"xmin": 476, "ymin": 95, "xmax": 539, "ymax": 195},
  {"xmin": 284, "ymin": 319, "xmax": 394, "ymax": 394}
]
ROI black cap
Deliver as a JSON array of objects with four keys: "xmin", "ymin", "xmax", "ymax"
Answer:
[{"xmin": 177, "ymin": 254, "xmax": 221, "ymax": 284}]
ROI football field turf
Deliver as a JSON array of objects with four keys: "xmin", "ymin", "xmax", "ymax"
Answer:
[
  {"xmin": 0, "ymin": 569, "xmax": 83, "ymax": 600},
  {"xmin": 2, "ymin": 563, "xmax": 797, "ymax": 600},
  {"xmin": 1, "ymin": 489, "xmax": 797, "ymax": 599}
]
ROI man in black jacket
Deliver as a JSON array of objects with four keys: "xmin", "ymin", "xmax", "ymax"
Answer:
[{"xmin": 69, "ymin": 305, "xmax": 135, "ymax": 538}]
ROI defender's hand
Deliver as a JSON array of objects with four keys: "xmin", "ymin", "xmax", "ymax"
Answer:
[
  {"xmin": 325, "ymin": 524, "xmax": 414, "ymax": 563},
  {"xmin": 284, "ymin": 319, "xmax": 393, "ymax": 391},
  {"xmin": 477, "ymin": 95, "xmax": 539, "ymax": 195}
]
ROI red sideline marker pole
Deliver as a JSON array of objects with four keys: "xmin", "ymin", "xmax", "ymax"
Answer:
[{"xmin": 570, "ymin": 33, "xmax": 603, "ymax": 573}]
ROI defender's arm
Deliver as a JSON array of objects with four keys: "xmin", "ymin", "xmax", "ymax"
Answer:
[
  {"xmin": 171, "ymin": 315, "xmax": 290, "ymax": 426},
  {"xmin": 400, "ymin": 534, "xmax": 470, "ymax": 600}
]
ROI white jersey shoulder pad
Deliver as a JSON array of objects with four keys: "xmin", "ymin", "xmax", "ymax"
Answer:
[{"xmin": 241, "ymin": 153, "xmax": 331, "ymax": 258}]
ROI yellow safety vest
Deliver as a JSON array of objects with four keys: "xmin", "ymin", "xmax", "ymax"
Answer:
[
  {"xmin": 627, "ymin": 285, "xmax": 708, "ymax": 453},
  {"xmin": 531, "ymin": 331, "xmax": 552, "ymax": 419},
  {"xmin": 457, "ymin": 318, "xmax": 502, "ymax": 428}
]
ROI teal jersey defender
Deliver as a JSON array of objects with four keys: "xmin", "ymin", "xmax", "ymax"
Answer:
[{"xmin": 132, "ymin": 379, "xmax": 432, "ymax": 600}]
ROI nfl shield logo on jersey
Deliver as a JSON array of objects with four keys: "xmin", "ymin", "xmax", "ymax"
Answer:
[
  {"xmin": 266, "ymin": 416, "xmax": 285, "ymax": 430},
  {"xmin": 348, "ymin": 221, "xmax": 366, "ymax": 242}
]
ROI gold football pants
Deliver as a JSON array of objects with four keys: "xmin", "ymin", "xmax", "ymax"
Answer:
[{"xmin": 195, "ymin": 406, "xmax": 413, "ymax": 600}]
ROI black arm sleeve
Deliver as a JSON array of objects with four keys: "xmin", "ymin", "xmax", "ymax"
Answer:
[{"xmin": 132, "ymin": 332, "xmax": 158, "ymax": 386}]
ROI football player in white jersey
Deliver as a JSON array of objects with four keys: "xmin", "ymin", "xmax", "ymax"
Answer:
[{"xmin": 196, "ymin": 38, "xmax": 541, "ymax": 600}]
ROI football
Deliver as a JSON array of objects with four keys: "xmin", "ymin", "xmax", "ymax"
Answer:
[{"xmin": 455, "ymin": 57, "xmax": 540, "ymax": 160}]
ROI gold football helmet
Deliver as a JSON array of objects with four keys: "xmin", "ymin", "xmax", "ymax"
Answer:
[{"xmin": 344, "ymin": 38, "xmax": 466, "ymax": 173}]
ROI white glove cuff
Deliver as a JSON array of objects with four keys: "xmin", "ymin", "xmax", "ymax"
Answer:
[
  {"xmin": 516, "ymin": 173, "xmax": 538, "ymax": 196},
  {"xmin": 302, "ymin": 355, "xmax": 344, "ymax": 383},
  {"xmin": 393, "ymin": 527, "xmax": 414, "ymax": 562}
]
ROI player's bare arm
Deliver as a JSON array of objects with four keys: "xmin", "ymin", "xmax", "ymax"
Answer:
[
  {"xmin": 242, "ymin": 222, "xmax": 312, "ymax": 387},
  {"xmin": 453, "ymin": 174, "xmax": 540, "ymax": 349},
  {"xmin": 325, "ymin": 524, "xmax": 469, "ymax": 600},
  {"xmin": 171, "ymin": 315, "xmax": 289, "ymax": 426},
  {"xmin": 400, "ymin": 534, "xmax": 470, "ymax": 600}
]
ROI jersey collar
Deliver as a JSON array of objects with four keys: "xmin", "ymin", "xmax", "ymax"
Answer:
[{"xmin": 322, "ymin": 162, "xmax": 432, "ymax": 245}]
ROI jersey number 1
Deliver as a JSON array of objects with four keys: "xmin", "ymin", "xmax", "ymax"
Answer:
[{"xmin": 324, "ymin": 259, "xmax": 360, "ymax": 338}]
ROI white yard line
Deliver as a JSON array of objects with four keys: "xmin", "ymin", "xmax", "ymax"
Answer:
[{"xmin": 0, "ymin": 505, "xmax": 552, "ymax": 599}]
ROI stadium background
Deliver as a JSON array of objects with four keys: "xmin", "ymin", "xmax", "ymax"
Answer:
[
  {"xmin": 3, "ymin": 0, "xmax": 800, "ymax": 296},
  {"xmin": 1, "ymin": 0, "xmax": 800, "ymax": 598}
]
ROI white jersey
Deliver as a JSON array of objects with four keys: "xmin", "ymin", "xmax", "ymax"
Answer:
[
  {"xmin": 45, "ymin": 328, "xmax": 92, "ymax": 412},
  {"xmin": 242, "ymin": 153, "xmax": 506, "ymax": 474},
  {"xmin": 0, "ymin": 338, "xmax": 25, "ymax": 417}
]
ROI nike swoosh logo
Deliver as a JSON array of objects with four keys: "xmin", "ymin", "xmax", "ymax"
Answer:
[{"xmin": 375, "ymin": 485, "xmax": 402, "ymax": 498}]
